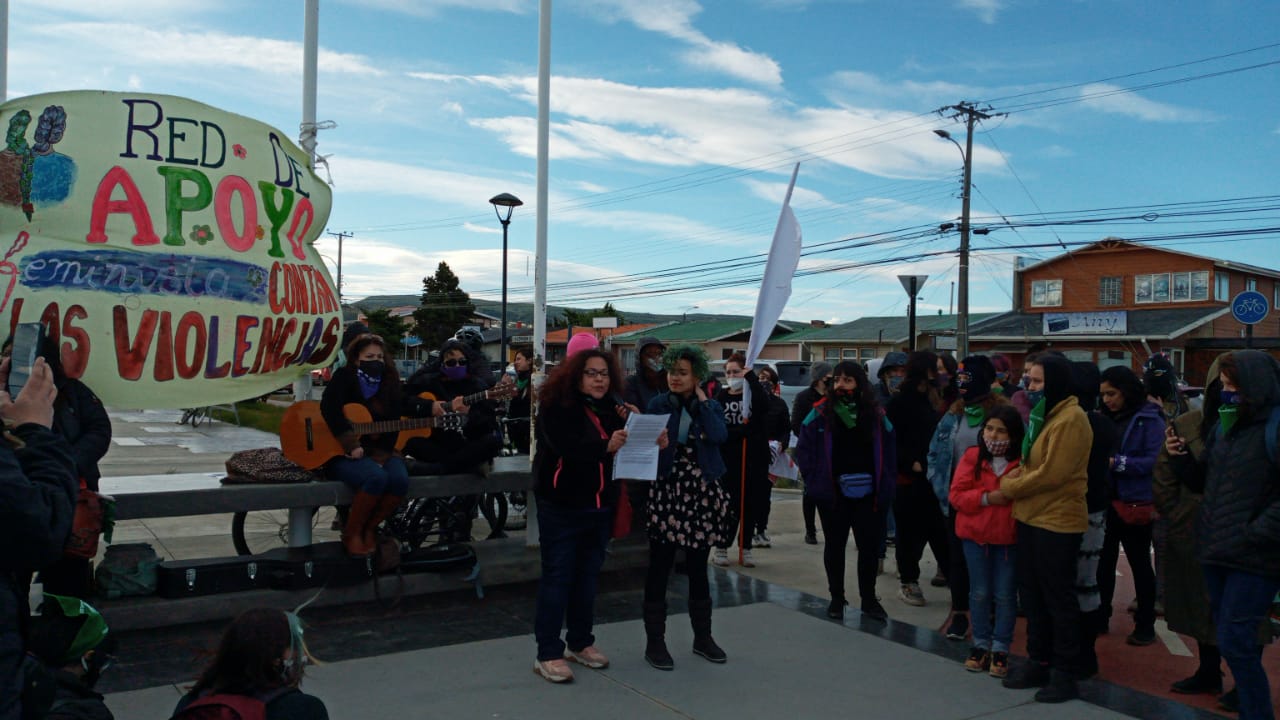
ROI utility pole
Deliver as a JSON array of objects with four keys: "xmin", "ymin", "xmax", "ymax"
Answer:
[
  {"xmin": 327, "ymin": 230, "xmax": 351, "ymax": 309},
  {"xmin": 937, "ymin": 102, "xmax": 992, "ymax": 359}
]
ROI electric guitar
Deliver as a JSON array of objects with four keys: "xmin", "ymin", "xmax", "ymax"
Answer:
[{"xmin": 280, "ymin": 401, "xmax": 466, "ymax": 469}]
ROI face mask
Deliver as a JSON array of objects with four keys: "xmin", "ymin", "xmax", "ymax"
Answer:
[
  {"xmin": 1025, "ymin": 389, "xmax": 1044, "ymax": 407},
  {"xmin": 1219, "ymin": 390, "xmax": 1239, "ymax": 405},
  {"xmin": 646, "ymin": 358, "xmax": 664, "ymax": 373},
  {"xmin": 887, "ymin": 375, "xmax": 904, "ymax": 392},
  {"xmin": 760, "ymin": 381, "xmax": 775, "ymax": 396},
  {"xmin": 995, "ymin": 371, "xmax": 1009, "ymax": 383},
  {"xmin": 834, "ymin": 387, "xmax": 855, "ymax": 400},
  {"xmin": 1020, "ymin": 376, "xmax": 1031, "ymax": 390},
  {"xmin": 442, "ymin": 364, "xmax": 467, "ymax": 380},
  {"xmin": 984, "ymin": 437, "xmax": 1010, "ymax": 457},
  {"xmin": 358, "ymin": 360, "xmax": 384, "ymax": 378},
  {"xmin": 727, "ymin": 377, "xmax": 745, "ymax": 392}
]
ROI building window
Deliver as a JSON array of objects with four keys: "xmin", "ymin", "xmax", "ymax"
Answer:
[
  {"xmin": 1215, "ymin": 271, "xmax": 1230, "ymax": 301},
  {"xmin": 1099, "ymin": 277, "xmax": 1122, "ymax": 305},
  {"xmin": 842, "ymin": 348, "xmax": 859, "ymax": 360},
  {"xmin": 859, "ymin": 348, "xmax": 878, "ymax": 361},
  {"xmin": 1030, "ymin": 279, "xmax": 1062, "ymax": 307},
  {"xmin": 1246, "ymin": 277, "xmax": 1257, "ymax": 292},
  {"xmin": 1141, "ymin": 271, "xmax": 1172, "ymax": 299},
  {"xmin": 824, "ymin": 348, "xmax": 840, "ymax": 361}
]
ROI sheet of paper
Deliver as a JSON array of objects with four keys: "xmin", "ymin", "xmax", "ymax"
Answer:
[{"xmin": 613, "ymin": 412, "xmax": 670, "ymax": 481}]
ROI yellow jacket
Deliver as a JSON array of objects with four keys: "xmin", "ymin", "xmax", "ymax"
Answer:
[{"xmin": 1001, "ymin": 396, "xmax": 1091, "ymax": 533}]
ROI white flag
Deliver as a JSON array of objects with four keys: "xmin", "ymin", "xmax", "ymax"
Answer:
[{"xmin": 743, "ymin": 163, "xmax": 802, "ymax": 419}]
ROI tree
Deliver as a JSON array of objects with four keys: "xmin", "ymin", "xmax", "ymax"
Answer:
[
  {"xmin": 361, "ymin": 307, "xmax": 405, "ymax": 356},
  {"xmin": 412, "ymin": 262, "xmax": 476, "ymax": 351},
  {"xmin": 562, "ymin": 302, "xmax": 625, "ymax": 328}
]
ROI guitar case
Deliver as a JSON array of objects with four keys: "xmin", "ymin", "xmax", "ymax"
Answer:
[
  {"xmin": 258, "ymin": 542, "xmax": 375, "ymax": 590},
  {"xmin": 156, "ymin": 555, "xmax": 282, "ymax": 598},
  {"xmin": 398, "ymin": 542, "xmax": 477, "ymax": 573}
]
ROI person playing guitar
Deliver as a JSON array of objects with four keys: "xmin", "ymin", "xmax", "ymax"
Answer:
[
  {"xmin": 320, "ymin": 332, "xmax": 430, "ymax": 558},
  {"xmin": 403, "ymin": 338, "xmax": 512, "ymax": 540}
]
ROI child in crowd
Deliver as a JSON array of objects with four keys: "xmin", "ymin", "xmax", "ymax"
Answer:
[{"xmin": 949, "ymin": 405, "xmax": 1025, "ymax": 679}]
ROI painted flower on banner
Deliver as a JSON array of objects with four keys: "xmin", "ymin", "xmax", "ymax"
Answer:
[
  {"xmin": 189, "ymin": 224, "xmax": 214, "ymax": 245},
  {"xmin": 232, "ymin": 143, "xmax": 247, "ymax": 159}
]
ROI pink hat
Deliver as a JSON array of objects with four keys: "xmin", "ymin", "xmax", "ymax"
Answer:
[{"xmin": 566, "ymin": 332, "xmax": 599, "ymax": 357}]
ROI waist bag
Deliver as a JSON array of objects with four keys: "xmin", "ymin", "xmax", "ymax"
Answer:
[{"xmin": 838, "ymin": 473, "xmax": 874, "ymax": 499}]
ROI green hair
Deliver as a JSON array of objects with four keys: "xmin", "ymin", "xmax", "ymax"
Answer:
[{"xmin": 662, "ymin": 343, "xmax": 710, "ymax": 380}]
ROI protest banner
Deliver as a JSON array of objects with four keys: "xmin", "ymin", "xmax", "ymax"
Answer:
[{"xmin": 0, "ymin": 91, "xmax": 339, "ymax": 408}]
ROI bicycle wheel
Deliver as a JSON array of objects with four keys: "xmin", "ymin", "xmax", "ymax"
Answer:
[
  {"xmin": 231, "ymin": 507, "xmax": 332, "ymax": 555},
  {"xmin": 385, "ymin": 498, "xmax": 439, "ymax": 553},
  {"xmin": 481, "ymin": 492, "xmax": 509, "ymax": 535}
]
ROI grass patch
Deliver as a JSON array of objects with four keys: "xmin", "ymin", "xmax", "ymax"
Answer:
[{"xmin": 210, "ymin": 401, "xmax": 288, "ymax": 436}]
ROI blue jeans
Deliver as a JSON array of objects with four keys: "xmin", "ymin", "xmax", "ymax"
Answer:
[
  {"xmin": 1203, "ymin": 564, "xmax": 1280, "ymax": 720},
  {"xmin": 534, "ymin": 499, "xmax": 613, "ymax": 661},
  {"xmin": 963, "ymin": 539, "xmax": 1017, "ymax": 653},
  {"xmin": 327, "ymin": 455, "xmax": 409, "ymax": 496}
]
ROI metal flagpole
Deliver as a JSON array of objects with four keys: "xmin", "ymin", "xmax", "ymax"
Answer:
[{"xmin": 526, "ymin": 0, "xmax": 552, "ymax": 547}]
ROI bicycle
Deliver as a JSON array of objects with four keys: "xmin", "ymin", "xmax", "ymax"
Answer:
[
  {"xmin": 178, "ymin": 406, "xmax": 211, "ymax": 428},
  {"xmin": 231, "ymin": 495, "xmax": 471, "ymax": 556}
]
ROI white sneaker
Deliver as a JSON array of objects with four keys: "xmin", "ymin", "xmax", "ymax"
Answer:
[
  {"xmin": 740, "ymin": 549, "xmax": 756, "ymax": 568},
  {"xmin": 754, "ymin": 532, "xmax": 772, "ymax": 548},
  {"xmin": 713, "ymin": 548, "xmax": 730, "ymax": 567}
]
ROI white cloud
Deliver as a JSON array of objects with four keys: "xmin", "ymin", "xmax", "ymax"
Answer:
[
  {"xmin": 586, "ymin": 0, "xmax": 782, "ymax": 86},
  {"xmin": 957, "ymin": 0, "xmax": 1004, "ymax": 24},
  {"xmin": 441, "ymin": 101, "xmax": 465, "ymax": 115},
  {"xmin": 33, "ymin": 23, "xmax": 385, "ymax": 78},
  {"xmin": 126, "ymin": 74, "xmax": 143, "ymax": 90},
  {"xmin": 1078, "ymin": 83, "xmax": 1214, "ymax": 123},
  {"xmin": 336, "ymin": 0, "xmax": 528, "ymax": 17}
]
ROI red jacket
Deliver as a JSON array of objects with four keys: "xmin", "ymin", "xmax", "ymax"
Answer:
[{"xmin": 949, "ymin": 446, "xmax": 1019, "ymax": 546}]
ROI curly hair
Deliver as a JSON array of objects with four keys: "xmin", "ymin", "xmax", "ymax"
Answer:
[
  {"xmin": 540, "ymin": 348, "xmax": 623, "ymax": 409},
  {"xmin": 662, "ymin": 343, "xmax": 710, "ymax": 380}
]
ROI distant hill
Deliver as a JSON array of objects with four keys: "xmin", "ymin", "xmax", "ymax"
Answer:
[{"xmin": 346, "ymin": 294, "xmax": 758, "ymax": 326}]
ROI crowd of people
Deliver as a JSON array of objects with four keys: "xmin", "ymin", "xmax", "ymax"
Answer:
[
  {"xmin": 5, "ymin": 314, "xmax": 1279, "ymax": 719},
  {"xmin": 526, "ymin": 337, "xmax": 1280, "ymax": 719}
]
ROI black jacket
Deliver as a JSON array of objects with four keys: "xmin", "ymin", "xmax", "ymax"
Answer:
[
  {"xmin": 1084, "ymin": 411, "xmax": 1117, "ymax": 514},
  {"xmin": 0, "ymin": 424, "xmax": 77, "ymax": 719},
  {"xmin": 319, "ymin": 365, "xmax": 409, "ymax": 457},
  {"xmin": 623, "ymin": 372, "xmax": 665, "ymax": 413},
  {"xmin": 52, "ymin": 379, "xmax": 111, "ymax": 490},
  {"xmin": 715, "ymin": 372, "xmax": 772, "ymax": 483},
  {"xmin": 763, "ymin": 394, "xmax": 791, "ymax": 451},
  {"xmin": 534, "ymin": 398, "xmax": 624, "ymax": 510},
  {"xmin": 790, "ymin": 386, "xmax": 822, "ymax": 438},
  {"xmin": 403, "ymin": 370, "xmax": 498, "ymax": 440},
  {"xmin": 1192, "ymin": 350, "xmax": 1280, "ymax": 578},
  {"xmin": 885, "ymin": 382, "xmax": 938, "ymax": 479}
]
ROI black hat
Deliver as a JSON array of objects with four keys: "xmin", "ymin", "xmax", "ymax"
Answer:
[
  {"xmin": 957, "ymin": 355, "xmax": 996, "ymax": 400},
  {"xmin": 341, "ymin": 321, "xmax": 371, "ymax": 352}
]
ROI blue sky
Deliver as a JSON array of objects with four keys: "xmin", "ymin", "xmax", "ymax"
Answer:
[{"xmin": 8, "ymin": 0, "xmax": 1280, "ymax": 324}]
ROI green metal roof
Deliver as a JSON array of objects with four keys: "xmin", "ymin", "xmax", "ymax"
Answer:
[
  {"xmin": 613, "ymin": 319, "xmax": 797, "ymax": 343},
  {"xmin": 798, "ymin": 313, "xmax": 1001, "ymax": 344}
]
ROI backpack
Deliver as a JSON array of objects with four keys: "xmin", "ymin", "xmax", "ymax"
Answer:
[
  {"xmin": 94, "ymin": 543, "xmax": 159, "ymax": 599},
  {"xmin": 170, "ymin": 688, "xmax": 294, "ymax": 720}
]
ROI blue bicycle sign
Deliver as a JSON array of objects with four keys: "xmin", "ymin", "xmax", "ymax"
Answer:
[{"xmin": 1231, "ymin": 290, "xmax": 1270, "ymax": 325}]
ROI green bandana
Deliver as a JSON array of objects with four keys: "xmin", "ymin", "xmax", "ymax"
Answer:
[
  {"xmin": 991, "ymin": 385, "xmax": 1005, "ymax": 395},
  {"xmin": 1021, "ymin": 397, "xmax": 1047, "ymax": 461},
  {"xmin": 1218, "ymin": 404, "xmax": 1240, "ymax": 435},
  {"xmin": 964, "ymin": 404, "xmax": 986, "ymax": 428},
  {"xmin": 516, "ymin": 377, "xmax": 529, "ymax": 391},
  {"xmin": 833, "ymin": 398, "xmax": 858, "ymax": 429}
]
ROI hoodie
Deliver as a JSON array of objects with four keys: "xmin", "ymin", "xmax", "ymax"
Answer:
[{"xmin": 1197, "ymin": 350, "xmax": 1280, "ymax": 578}]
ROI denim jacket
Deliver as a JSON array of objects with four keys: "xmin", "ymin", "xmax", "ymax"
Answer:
[
  {"xmin": 794, "ymin": 399, "xmax": 897, "ymax": 511},
  {"xmin": 647, "ymin": 392, "xmax": 728, "ymax": 481},
  {"xmin": 926, "ymin": 410, "xmax": 960, "ymax": 516}
]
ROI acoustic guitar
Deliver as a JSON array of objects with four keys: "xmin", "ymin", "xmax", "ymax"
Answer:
[{"xmin": 280, "ymin": 401, "xmax": 466, "ymax": 469}]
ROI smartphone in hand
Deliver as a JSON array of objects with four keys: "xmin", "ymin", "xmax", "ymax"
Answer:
[{"xmin": 7, "ymin": 322, "xmax": 46, "ymax": 400}]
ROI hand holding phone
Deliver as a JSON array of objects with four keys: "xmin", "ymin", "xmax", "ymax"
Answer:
[{"xmin": 0, "ymin": 356, "xmax": 57, "ymax": 429}]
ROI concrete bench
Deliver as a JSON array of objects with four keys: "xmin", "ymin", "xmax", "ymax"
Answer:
[{"xmin": 99, "ymin": 455, "xmax": 534, "ymax": 547}]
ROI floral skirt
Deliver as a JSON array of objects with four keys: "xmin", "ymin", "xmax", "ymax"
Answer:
[{"xmin": 646, "ymin": 445, "xmax": 731, "ymax": 550}]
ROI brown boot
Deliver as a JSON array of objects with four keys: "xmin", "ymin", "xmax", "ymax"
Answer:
[
  {"xmin": 363, "ymin": 494, "xmax": 405, "ymax": 550},
  {"xmin": 343, "ymin": 491, "xmax": 379, "ymax": 558}
]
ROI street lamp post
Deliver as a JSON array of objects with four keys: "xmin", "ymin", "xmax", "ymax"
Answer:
[
  {"xmin": 489, "ymin": 192, "xmax": 523, "ymax": 367},
  {"xmin": 934, "ymin": 128, "xmax": 973, "ymax": 358}
]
